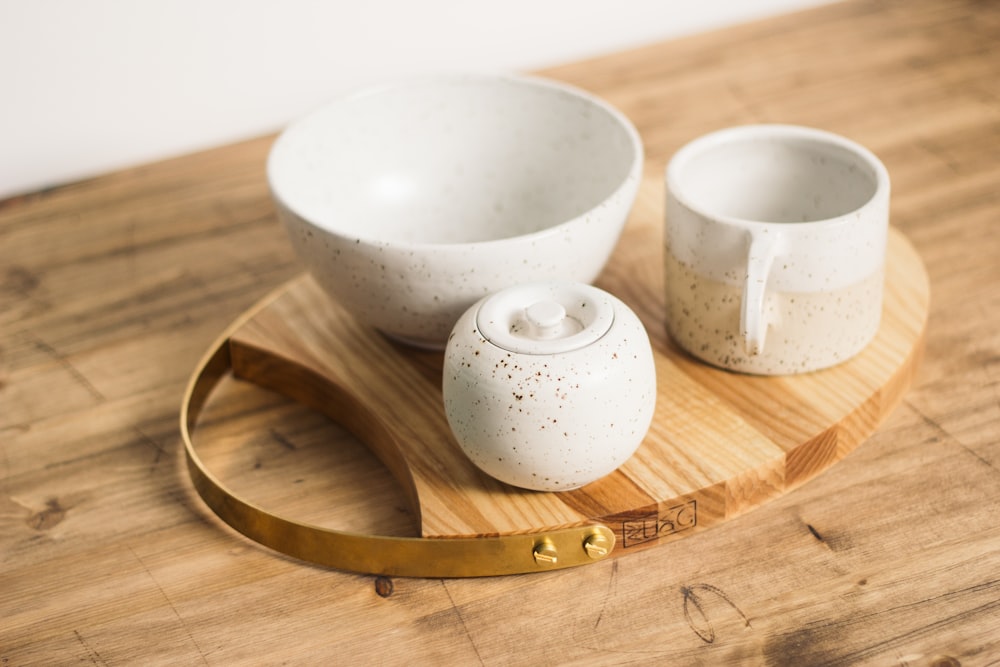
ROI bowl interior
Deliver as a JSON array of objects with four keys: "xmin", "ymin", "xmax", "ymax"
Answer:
[{"xmin": 269, "ymin": 77, "xmax": 638, "ymax": 244}]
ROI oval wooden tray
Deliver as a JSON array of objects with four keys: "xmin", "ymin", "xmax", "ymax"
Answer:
[{"xmin": 183, "ymin": 206, "xmax": 928, "ymax": 575}]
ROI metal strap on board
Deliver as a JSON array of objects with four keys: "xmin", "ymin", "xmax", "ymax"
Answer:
[{"xmin": 179, "ymin": 311, "xmax": 615, "ymax": 578}]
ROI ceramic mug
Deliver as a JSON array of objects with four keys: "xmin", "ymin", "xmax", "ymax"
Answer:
[{"xmin": 664, "ymin": 124, "xmax": 890, "ymax": 375}]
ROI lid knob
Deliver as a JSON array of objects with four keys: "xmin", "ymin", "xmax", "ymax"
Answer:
[
  {"xmin": 475, "ymin": 282, "xmax": 615, "ymax": 355},
  {"xmin": 523, "ymin": 301, "xmax": 583, "ymax": 340}
]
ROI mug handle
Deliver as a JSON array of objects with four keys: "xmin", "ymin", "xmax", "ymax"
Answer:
[{"xmin": 740, "ymin": 230, "xmax": 779, "ymax": 356}]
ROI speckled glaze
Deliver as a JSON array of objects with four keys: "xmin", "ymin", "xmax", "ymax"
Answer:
[
  {"xmin": 443, "ymin": 282, "xmax": 656, "ymax": 492},
  {"xmin": 268, "ymin": 73, "xmax": 643, "ymax": 349},
  {"xmin": 664, "ymin": 125, "xmax": 890, "ymax": 375}
]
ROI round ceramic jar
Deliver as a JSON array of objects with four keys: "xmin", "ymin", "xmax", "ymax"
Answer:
[{"xmin": 443, "ymin": 282, "xmax": 657, "ymax": 492}]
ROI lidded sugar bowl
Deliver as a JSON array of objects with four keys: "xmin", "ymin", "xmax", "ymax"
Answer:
[{"xmin": 443, "ymin": 282, "xmax": 657, "ymax": 491}]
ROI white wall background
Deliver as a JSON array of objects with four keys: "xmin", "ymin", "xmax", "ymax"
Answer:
[{"xmin": 0, "ymin": 0, "xmax": 831, "ymax": 199}]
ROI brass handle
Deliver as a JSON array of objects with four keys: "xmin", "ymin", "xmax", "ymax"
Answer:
[{"xmin": 179, "ymin": 316, "xmax": 615, "ymax": 578}]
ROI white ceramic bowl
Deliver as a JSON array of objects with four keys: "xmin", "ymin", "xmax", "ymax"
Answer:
[
  {"xmin": 268, "ymin": 73, "xmax": 643, "ymax": 348},
  {"xmin": 443, "ymin": 282, "xmax": 657, "ymax": 492}
]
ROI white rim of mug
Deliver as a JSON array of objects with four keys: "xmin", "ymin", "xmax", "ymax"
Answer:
[
  {"xmin": 665, "ymin": 124, "xmax": 890, "ymax": 231},
  {"xmin": 267, "ymin": 72, "xmax": 644, "ymax": 251}
]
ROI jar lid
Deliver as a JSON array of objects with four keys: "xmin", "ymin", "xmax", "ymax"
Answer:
[{"xmin": 475, "ymin": 283, "xmax": 615, "ymax": 355}]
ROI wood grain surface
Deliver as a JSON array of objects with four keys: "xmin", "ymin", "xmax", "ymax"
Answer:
[
  {"xmin": 3, "ymin": 0, "xmax": 999, "ymax": 664},
  {"xmin": 213, "ymin": 221, "xmax": 926, "ymax": 554}
]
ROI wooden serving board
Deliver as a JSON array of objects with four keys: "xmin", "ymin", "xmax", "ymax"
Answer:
[{"xmin": 212, "ymin": 177, "xmax": 929, "ymax": 559}]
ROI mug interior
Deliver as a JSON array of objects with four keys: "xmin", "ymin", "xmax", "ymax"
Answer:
[
  {"xmin": 269, "ymin": 77, "xmax": 638, "ymax": 245},
  {"xmin": 673, "ymin": 131, "xmax": 881, "ymax": 224}
]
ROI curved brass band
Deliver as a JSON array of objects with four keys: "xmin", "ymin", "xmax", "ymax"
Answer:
[{"xmin": 179, "ymin": 298, "xmax": 615, "ymax": 578}]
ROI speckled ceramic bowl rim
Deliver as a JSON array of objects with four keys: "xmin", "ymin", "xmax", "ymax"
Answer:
[
  {"xmin": 267, "ymin": 72, "xmax": 644, "ymax": 251},
  {"xmin": 666, "ymin": 124, "xmax": 890, "ymax": 232}
]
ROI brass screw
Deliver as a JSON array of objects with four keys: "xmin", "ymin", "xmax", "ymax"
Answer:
[
  {"xmin": 532, "ymin": 541, "xmax": 558, "ymax": 565},
  {"xmin": 583, "ymin": 533, "xmax": 611, "ymax": 559}
]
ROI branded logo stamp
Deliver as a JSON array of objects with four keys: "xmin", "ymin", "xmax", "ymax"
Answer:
[{"xmin": 619, "ymin": 499, "xmax": 697, "ymax": 548}]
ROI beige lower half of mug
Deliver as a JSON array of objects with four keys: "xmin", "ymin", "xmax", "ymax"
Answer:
[{"xmin": 664, "ymin": 254, "xmax": 883, "ymax": 375}]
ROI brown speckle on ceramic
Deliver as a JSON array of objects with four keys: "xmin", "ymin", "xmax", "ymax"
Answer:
[
  {"xmin": 665, "ymin": 251, "xmax": 884, "ymax": 374},
  {"xmin": 664, "ymin": 124, "xmax": 890, "ymax": 375},
  {"xmin": 443, "ymin": 282, "xmax": 656, "ymax": 491},
  {"xmin": 268, "ymin": 74, "xmax": 644, "ymax": 349}
]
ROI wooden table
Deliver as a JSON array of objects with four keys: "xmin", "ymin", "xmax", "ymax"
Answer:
[{"xmin": 3, "ymin": 0, "xmax": 998, "ymax": 663}]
